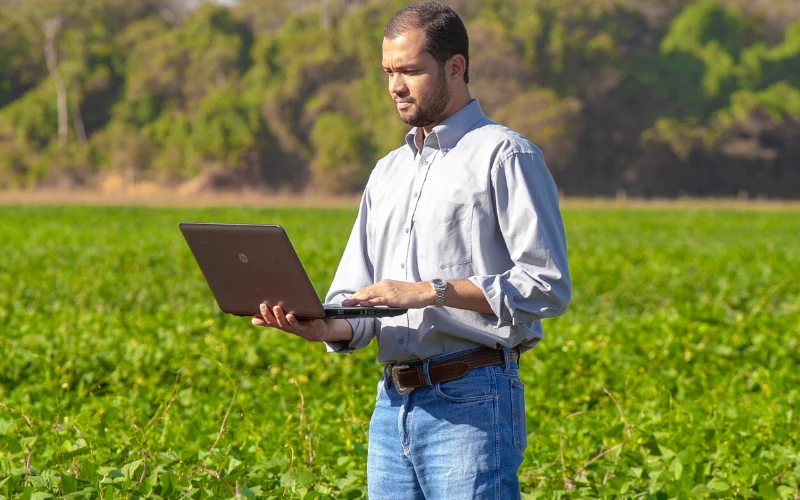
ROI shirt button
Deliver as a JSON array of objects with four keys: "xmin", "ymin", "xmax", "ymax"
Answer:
[
  {"xmin": 404, "ymin": 228, "xmax": 409, "ymax": 234},
  {"xmin": 400, "ymin": 263, "xmax": 405, "ymax": 268},
  {"xmin": 412, "ymin": 192, "xmax": 418, "ymax": 198},
  {"xmin": 398, "ymin": 338, "xmax": 404, "ymax": 345},
  {"xmin": 422, "ymin": 159, "xmax": 428, "ymax": 165}
]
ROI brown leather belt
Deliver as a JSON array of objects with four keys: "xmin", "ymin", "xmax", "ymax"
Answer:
[{"xmin": 387, "ymin": 347, "xmax": 520, "ymax": 395}]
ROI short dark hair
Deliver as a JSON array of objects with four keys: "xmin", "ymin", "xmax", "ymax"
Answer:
[{"xmin": 384, "ymin": 1, "xmax": 470, "ymax": 84}]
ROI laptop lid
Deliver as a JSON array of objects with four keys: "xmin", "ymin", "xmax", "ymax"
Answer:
[
  {"xmin": 179, "ymin": 223, "xmax": 327, "ymax": 319},
  {"xmin": 179, "ymin": 223, "xmax": 408, "ymax": 320}
]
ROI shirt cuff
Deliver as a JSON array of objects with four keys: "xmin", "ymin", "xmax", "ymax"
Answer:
[
  {"xmin": 468, "ymin": 274, "xmax": 515, "ymax": 328},
  {"xmin": 324, "ymin": 317, "xmax": 377, "ymax": 354}
]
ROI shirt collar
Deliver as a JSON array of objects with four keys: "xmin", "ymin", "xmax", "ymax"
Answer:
[{"xmin": 404, "ymin": 99, "xmax": 485, "ymax": 156}]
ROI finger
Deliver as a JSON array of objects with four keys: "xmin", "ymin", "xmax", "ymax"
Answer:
[
  {"xmin": 359, "ymin": 296, "xmax": 387, "ymax": 306},
  {"xmin": 343, "ymin": 288, "xmax": 375, "ymax": 306},
  {"xmin": 276, "ymin": 308, "xmax": 297, "ymax": 332},
  {"xmin": 273, "ymin": 305, "xmax": 288, "ymax": 329},
  {"xmin": 252, "ymin": 316, "xmax": 268, "ymax": 327},
  {"xmin": 260, "ymin": 303, "xmax": 278, "ymax": 326}
]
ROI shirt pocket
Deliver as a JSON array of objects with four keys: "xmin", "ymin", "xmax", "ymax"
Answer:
[{"xmin": 415, "ymin": 200, "xmax": 473, "ymax": 269}]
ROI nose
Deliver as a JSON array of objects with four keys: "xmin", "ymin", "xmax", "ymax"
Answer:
[{"xmin": 388, "ymin": 72, "xmax": 408, "ymax": 97}]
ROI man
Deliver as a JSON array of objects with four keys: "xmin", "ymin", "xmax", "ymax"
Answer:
[{"xmin": 252, "ymin": 2, "xmax": 571, "ymax": 498}]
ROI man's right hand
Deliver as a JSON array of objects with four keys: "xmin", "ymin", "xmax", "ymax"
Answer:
[{"xmin": 251, "ymin": 302, "xmax": 353, "ymax": 343}]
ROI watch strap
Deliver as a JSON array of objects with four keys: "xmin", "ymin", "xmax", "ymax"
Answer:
[{"xmin": 430, "ymin": 279, "xmax": 446, "ymax": 307}]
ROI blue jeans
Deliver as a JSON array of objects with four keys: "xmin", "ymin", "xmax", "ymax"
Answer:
[{"xmin": 367, "ymin": 348, "xmax": 527, "ymax": 500}]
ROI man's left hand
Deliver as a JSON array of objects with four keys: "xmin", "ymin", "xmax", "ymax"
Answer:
[{"xmin": 342, "ymin": 280, "xmax": 435, "ymax": 309}]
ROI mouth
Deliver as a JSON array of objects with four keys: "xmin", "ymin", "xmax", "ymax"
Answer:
[{"xmin": 395, "ymin": 101, "xmax": 413, "ymax": 111}]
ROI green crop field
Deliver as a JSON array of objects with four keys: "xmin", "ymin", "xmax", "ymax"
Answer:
[{"xmin": 1, "ymin": 205, "xmax": 799, "ymax": 499}]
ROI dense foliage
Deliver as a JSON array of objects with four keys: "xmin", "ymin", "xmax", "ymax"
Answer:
[
  {"xmin": 0, "ymin": 205, "xmax": 798, "ymax": 498},
  {"xmin": 0, "ymin": 0, "xmax": 798, "ymax": 196}
]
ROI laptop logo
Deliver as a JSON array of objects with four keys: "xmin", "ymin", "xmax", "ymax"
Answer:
[{"xmin": 239, "ymin": 253, "xmax": 249, "ymax": 263}]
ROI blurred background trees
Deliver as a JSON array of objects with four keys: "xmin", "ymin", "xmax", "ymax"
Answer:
[{"xmin": 0, "ymin": 0, "xmax": 798, "ymax": 196}]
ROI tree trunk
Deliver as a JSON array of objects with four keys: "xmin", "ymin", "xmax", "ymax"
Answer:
[
  {"xmin": 70, "ymin": 93, "xmax": 87, "ymax": 143},
  {"xmin": 43, "ymin": 16, "xmax": 68, "ymax": 147}
]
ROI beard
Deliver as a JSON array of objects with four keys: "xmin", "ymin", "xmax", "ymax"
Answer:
[{"xmin": 396, "ymin": 68, "xmax": 451, "ymax": 128}]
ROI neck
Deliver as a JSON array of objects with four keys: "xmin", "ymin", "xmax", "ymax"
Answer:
[{"xmin": 421, "ymin": 88, "xmax": 472, "ymax": 138}]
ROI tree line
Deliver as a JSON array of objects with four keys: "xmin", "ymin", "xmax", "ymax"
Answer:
[{"xmin": 0, "ymin": 0, "xmax": 798, "ymax": 197}]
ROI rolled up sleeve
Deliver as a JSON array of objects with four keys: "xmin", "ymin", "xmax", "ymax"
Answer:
[
  {"xmin": 468, "ymin": 151, "xmax": 571, "ymax": 328},
  {"xmin": 324, "ymin": 185, "xmax": 379, "ymax": 353}
]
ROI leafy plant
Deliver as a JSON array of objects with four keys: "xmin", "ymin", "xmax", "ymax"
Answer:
[{"xmin": 0, "ymin": 205, "xmax": 798, "ymax": 498}]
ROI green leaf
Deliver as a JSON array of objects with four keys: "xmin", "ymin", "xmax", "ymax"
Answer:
[
  {"xmin": 777, "ymin": 485, "xmax": 796, "ymax": 500},
  {"xmin": 690, "ymin": 484, "xmax": 711, "ymax": 497},
  {"xmin": 227, "ymin": 456, "xmax": 243, "ymax": 474},
  {"xmin": 291, "ymin": 470, "xmax": 315, "ymax": 487},
  {"xmin": 240, "ymin": 485, "xmax": 257, "ymax": 500},
  {"xmin": 0, "ymin": 419, "xmax": 14, "ymax": 436},
  {"xmin": 28, "ymin": 476, "xmax": 48, "ymax": 489},
  {"xmin": 121, "ymin": 460, "xmax": 143, "ymax": 481},
  {"xmin": 341, "ymin": 489, "xmax": 363, "ymax": 500},
  {"xmin": 758, "ymin": 481, "xmax": 778, "ymax": 500},
  {"xmin": 669, "ymin": 457, "xmax": 684, "ymax": 480},
  {"xmin": 64, "ymin": 487, "xmax": 98, "ymax": 500},
  {"xmin": 5, "ymin": 439, "xmax": 22, "ymax": 454},
  {"xmin": 78, "ymin": 462, "xmax": 98, "ymax": 482},
  {"xmin": 707, "ymin": 478, "xmax": 731, "ymax": 493},
  {"xmin": 145, "ymin": 473, "xmax": 159, "ymax": 497},
  {"xmin": 63, "ymin": 438, "xmax": 90, "ymax": 459},
  {"xmin": 19, "ymin": 436, "xmax": 37, "ymax": 450},
  {"xmin": 158, "ymin": 471, "xmax": 177, "ymax": 497},
  {"xmin": 658, "ymin": 445, "xmax": 676, "ymax": 460},
  {"xmin": 61, "ymin": 473, "xmax": 78, "ymax": 494}
]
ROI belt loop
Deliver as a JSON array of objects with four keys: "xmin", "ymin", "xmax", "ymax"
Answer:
[
  {"xmin": 502, "ymin": 347, "xmax": 511, "ymax": 372},
  {"xmin": 422, "ymin": 359, "xmax": 434, "ymax": 387}
]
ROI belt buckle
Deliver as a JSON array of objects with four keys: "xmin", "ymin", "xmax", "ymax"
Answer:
[{"xmin": 391, "ymin": 364, "xmax": 413, "ymax": 395}]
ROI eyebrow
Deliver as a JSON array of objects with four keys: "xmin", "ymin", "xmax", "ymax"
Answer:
[{"xmin": 382, "ymin": 65, "xmax": 417, "ymax": 72}]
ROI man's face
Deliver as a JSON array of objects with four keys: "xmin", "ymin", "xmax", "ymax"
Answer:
[{"xmin": 382, "ymin": 29, "xmax": 451, "ymax": 128}]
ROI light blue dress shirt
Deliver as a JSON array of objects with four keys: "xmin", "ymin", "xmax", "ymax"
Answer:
[{"xmin": 325, "ymin": 99, "xmax": 571, "ymax": 364}]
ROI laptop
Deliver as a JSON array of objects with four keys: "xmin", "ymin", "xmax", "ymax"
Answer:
[{"xmin": 179, "ymin": 223, "xmax": 407, "ymax": 320}]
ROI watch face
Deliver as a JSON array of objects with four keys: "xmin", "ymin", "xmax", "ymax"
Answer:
[{"xmin": 431, "ymin": 278, "xmax": 445, "ymax": 287}]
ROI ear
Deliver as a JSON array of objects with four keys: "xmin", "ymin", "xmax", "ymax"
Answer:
[{"xmin": 448, "ymin": 54, "xmax": 467, "ymax": 82}]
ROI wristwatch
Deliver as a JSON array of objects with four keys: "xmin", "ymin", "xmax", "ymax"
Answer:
[{"xmin": 429, "ymin": 278, "xmax": 447, "ymax": 307}]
